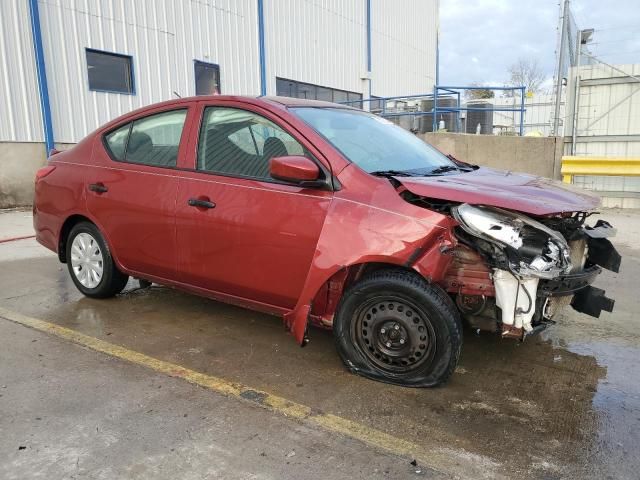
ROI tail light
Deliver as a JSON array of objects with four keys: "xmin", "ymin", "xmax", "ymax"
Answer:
[{"xmin": 35, "ymin": 165, "xmax": 56, "ymax": 183}]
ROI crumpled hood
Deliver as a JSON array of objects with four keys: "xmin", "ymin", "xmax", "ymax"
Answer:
[{"xmin": 396, "ymin": 167, "xmax": 600, "ymax": 216}]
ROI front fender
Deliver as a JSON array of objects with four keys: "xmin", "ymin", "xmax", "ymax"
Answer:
[{"xmin": 285, "ymin": 196, "xmax": 455, "ymax": 344}]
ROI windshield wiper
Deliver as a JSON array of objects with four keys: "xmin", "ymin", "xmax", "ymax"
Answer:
[
  {"xmin": 369, "ymin": 169, "xmax": 416, "ymax": 177},
  {"xmin": 426, "ymin": 165, "xmax": 461, "ymax": 175}
]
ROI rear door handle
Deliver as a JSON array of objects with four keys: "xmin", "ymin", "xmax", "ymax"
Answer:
[
  {"xmin": 188, "ymin": 198, "xmax": 216, "ymax": 209},
  {"xmin": 88, "ymin": 183, "xmax": 108, "ymax": 193}
]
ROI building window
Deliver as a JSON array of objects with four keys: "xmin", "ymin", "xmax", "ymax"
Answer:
[
  {"xmin": 86, "ymin": 49, "xmax": 134, "ymax": 94},
  {"xmin": 276, "ymin": 77, "xmax": 362, "ymax": 106},
  {"xmin": 195, "ymin": 61, "xmax": 221, "ymax": 95}
]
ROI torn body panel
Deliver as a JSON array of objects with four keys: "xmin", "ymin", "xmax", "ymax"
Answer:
[{"xmin": 285, "ymin": 168, "xmax": 458, "ymax": 344}]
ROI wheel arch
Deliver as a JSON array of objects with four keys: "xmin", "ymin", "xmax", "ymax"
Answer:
[
  {"xmin": 309, "ymin": 261, "xmax": 426, "ymax": 329},
  {"xmin": 57, "ymin": 214, "xmax": 122, "ymax": 272}
]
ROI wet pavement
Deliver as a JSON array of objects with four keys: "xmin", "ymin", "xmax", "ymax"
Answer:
[{"xmin": 1, "ymin": 208, "xmax": 639, "ymax": 479}]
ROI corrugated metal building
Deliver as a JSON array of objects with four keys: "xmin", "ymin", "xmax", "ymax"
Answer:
[
  {"xmin": 563, "ymin": 62, "xmax": 640, "ymax": 208},
  {"xmin": 0, "ymin": 0, "xmax": 439, "ymax": 146},
  {"xmin": 565, "ymin": 63, "xmax": 640, "ymax": 157}
]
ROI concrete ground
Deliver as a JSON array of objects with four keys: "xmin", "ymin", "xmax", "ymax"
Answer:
[{"xmin": 1, "ymin": 208, "xmax": 639, "ymax": 479}]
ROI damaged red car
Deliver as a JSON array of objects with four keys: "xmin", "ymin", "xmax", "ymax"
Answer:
[{"xmin": 33, "ymin": 96, "xmax": 621, "ymax": 387}]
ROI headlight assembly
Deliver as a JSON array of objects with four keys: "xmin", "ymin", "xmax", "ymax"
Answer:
[{"xmin": 452, "ymin": 204, "xmax": 572, "ymax": 279}]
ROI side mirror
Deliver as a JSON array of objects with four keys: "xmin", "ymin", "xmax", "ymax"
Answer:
[{"xmin": 269, "ymin": 155, "xmax": 324, "ymax": 187}]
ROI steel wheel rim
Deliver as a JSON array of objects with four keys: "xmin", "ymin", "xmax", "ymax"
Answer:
[
  {"xmin": 352, "ymin": 295, "xmax": 436, "ymax": 373},
  {"xmin": 70, "ymin": 232, "xmax": 104, "ymax": 289}
]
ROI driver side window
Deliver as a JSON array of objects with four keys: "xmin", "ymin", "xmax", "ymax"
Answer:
[{"xmin": 197, "ymin": 107, "xmax": 305, "ymax": 180}]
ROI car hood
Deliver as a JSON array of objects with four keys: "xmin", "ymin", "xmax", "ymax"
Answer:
[{"xmin": 396, "ymin": 167, "xmax": 600, "ymax": 216}]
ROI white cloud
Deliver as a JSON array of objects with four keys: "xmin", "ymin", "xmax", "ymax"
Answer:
[{"xmin": 439, "ymin": 0, "xmax": 640, "ymax": 86}]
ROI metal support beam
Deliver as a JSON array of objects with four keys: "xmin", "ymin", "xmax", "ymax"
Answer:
[
  {"xmin": 257, "ymin": 0, "xmax": 267, "ymax": 96},
  {"xmin": 28, "ymin": 0, "xmax": 55, "ymax": 155},
  {"xmin": 366, "ymin": 0, "xmax": 372, "ymax": 102},
  {"xmin": 553, "ymin": 0, "xmax": 570, "ymax": 136},
  {"xmin": 581, "ymin": 76, "xmax": 640, "ymax": 87},
  {"xmin": 564, "ymin": 134, "xmax": 640, "ymax": 143}
]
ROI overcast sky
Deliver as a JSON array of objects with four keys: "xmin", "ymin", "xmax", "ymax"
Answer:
[{"xmin": 439, "ymin": 0, "xmax": 640, "ymax": 88}]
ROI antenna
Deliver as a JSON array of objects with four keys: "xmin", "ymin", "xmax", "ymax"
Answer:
[{"xmin": 173, "ymin": 91, "xmax": 182, "ymax": 98}]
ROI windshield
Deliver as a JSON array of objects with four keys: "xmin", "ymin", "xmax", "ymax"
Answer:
[{"xmin": 292, "ymin": 107, "xmax": 456, "ymax": 175}]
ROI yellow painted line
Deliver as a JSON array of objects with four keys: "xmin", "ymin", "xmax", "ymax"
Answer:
[{"xmin": 0, "ymin": 306, "xmax": 504, "ymax": 480}]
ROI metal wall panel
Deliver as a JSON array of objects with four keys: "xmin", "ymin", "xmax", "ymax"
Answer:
[
  {"xmin": 0, "ymin": 0, "xmax": 44, "ymax": 142},
  {"xmin": 370, "ymin": 0, "xmax": 438, "ymax": 97},
  {"xmin": 566, "ymin": 63, "xmax": 640, "ymax": 157},
  {"xmin": 2, "ymin": 0, "xmax": 438, "ymax": 144},
  {"xmin": 263, "ymin": 0, "xmax": 367, "ymax": 97},
  {"xmin": 35, "ymin": 0, "xmax": 260, "ymax": 143}
]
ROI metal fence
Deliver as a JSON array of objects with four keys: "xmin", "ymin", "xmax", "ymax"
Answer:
[{"xmin": 340, "ymin": 85, "xmax": 527, "ymax": 136}]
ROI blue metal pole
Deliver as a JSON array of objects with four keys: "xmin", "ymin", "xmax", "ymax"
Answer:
[
  {"xmin": 257, "ymin": 0, "xmax": 267, "ymax": 96},
  {"xmin": 520, "ymin": 86, "xmax": 525, "ymax": 136},
  {"xmin": 435, "ymin": 28, "xmax": 439, "ymax": 86},
  {"xmin": 366, "ymin": 0, "xmax": 372, "ymax": 103},
  {"xmin": 456, "ymin": 90, "xmax": 460, "ymax": 132},
  {"xmin": 366, "ymin": 0, "xmax": 372, "ymax": 73},
  {"xmin": 432, "ymin": 85, "xmax": 438, "ymax": 132},
  {"xmin": 28, "ymin": 0, "xmax": 55, "ymax": 155}
]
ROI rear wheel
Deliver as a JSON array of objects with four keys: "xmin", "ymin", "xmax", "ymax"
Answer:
[
  {"xmin": 334, "ymin": 269, "xmax": 462, "ymax": 387},
  {"xmin": 66, "ymin": 222, "xmax": 129, "ymax": 298}
]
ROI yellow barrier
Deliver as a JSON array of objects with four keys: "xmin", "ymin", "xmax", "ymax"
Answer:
[{"xmin": 561, "ymin": 156, "xmax": 640, "ymax": 184}]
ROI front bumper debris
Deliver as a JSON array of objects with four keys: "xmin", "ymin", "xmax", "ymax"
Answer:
[
  {"xmin": 571, "ymin": 285, "xmax": 615, "ymax": 318},
  {"xmin": 538, "ymin": 265, "xmax": 602, "ymax": 297}
]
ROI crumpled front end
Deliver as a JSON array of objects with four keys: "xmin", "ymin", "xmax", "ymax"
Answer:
[{"xmin": 445, "ymin": 204, "xmax": 620, "ymax": 339}]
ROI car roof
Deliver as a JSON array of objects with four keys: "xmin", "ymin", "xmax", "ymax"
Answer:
[
  {"xmin": 261, "ymin": 95, "xmax": 356, "ymax": 109},
  {"xmin": 98, "ymin": 95, "xmax": 357, "ymax": 133}
]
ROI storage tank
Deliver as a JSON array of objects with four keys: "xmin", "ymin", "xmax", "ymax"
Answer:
[{"xmin": 465, "ymin": 100, "xmax": 494, "ymax": 134}]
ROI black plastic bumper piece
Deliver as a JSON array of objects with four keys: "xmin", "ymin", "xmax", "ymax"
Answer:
[
  {"xmin": 587, "ymin": 237, "xmax": 621, "ymax": 273},
  {"xmin": 538, "ymin": 265, "xmax": 602, "ymax": 297},
  {"xmin": 571, "ymin": 285, "xmax": 615, "ymax": 318}
]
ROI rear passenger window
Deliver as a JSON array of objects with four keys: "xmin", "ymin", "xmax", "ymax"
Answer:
[
  {"xmin": 104, "ymin": 109, "xmax": 187, "ymax": 167},
  {"xmin": 104, "ymin": 123, "xmax": 131, "ymax": 160},
  {"xmin": 197, "ymin": 107, "xmax": 305, "ymax": 180}
]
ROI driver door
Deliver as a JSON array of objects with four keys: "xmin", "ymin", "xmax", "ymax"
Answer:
[{"xmin": 175, "ymin": 103, "xmax": 333, "ymax": 310}]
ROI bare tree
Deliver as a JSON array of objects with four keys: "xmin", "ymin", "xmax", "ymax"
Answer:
[
  {"xmin": 466, "ymin": 82, "xmax": 495, "ymax": 100},
  {"xmin": 507, "ymin": 58, "xmax": 546, "ymax": 94}
]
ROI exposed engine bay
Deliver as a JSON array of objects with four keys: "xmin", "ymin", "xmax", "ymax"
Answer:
[
  {"xmin": 448, "ymin": 204, "xmax": 620, "ymax": 339},
  {"xmin": 402, "ymin": 190, "xmax": 621, "ymax": 340}
]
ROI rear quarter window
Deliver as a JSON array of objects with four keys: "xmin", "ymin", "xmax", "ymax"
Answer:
[
  {"xmin": 102, "ymin": 109, "xmax": 188, "ymax": 167},
  {"xmin": 104, "ymin": 123, "xmax": 131, "ymax": 160}
]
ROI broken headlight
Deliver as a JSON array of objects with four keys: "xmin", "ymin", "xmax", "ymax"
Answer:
[{"xmin": 452, "ymin": 204, "xmax": 572, "ymax": 279}]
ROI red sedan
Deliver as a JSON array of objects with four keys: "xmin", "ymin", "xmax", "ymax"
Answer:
[{"xmin": 33, "ymin": 96, "xmax": 620, "ymax": 386}]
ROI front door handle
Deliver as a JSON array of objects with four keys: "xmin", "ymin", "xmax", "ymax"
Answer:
[
  {"xmin": 188, "ymin": 198, "xmax": 216, "ymax": 209},
  {"xmin": 88, "ymin": 182, "xmax": 108, "ymax": 193}
]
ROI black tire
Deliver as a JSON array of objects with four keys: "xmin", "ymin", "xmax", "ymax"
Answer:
[
  {"xmin": 66, "ymin": 222, "xmax": 129, "ymax": 298},
  {"xmin": 333, "ymin": 269, "xmax": 462, "ymax": 387}
]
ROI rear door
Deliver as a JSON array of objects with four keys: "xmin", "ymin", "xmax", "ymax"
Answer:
[
  {"xmin": 175, "ymin": 102, "xmax": 333, "ymax": 310},
  {"xmin": 86, "ymin": 107, "xmax": 194, "ymax": 279}
]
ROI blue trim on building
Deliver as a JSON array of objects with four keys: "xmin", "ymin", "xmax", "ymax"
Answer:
[
  {"xmin": 257, "ymin": 0, "xmax": 267, "ymax": 96},
  {"xmin": 28, "ymin": 0, "xmax": 55, "ymax": 155},
  {"xmin": 366, "ymin": 0, "xmax": 372, "ymax": 73},
  {"xmin": 435, "ymin": 30, "xmax": 440, "ymax": 86}
]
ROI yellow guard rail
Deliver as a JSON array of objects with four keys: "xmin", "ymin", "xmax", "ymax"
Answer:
[{"xmin": 561, "ymin": 156, "xmax": 640, "ymax": 184}]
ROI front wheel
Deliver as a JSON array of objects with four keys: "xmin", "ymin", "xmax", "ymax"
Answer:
[
  {"xmin": 333, "ymin": 269, "xmax": 462, "ymax": 387},
  {"xmin": 66, "ymin": 222, "xmax": 129, "ymax": 298}
]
